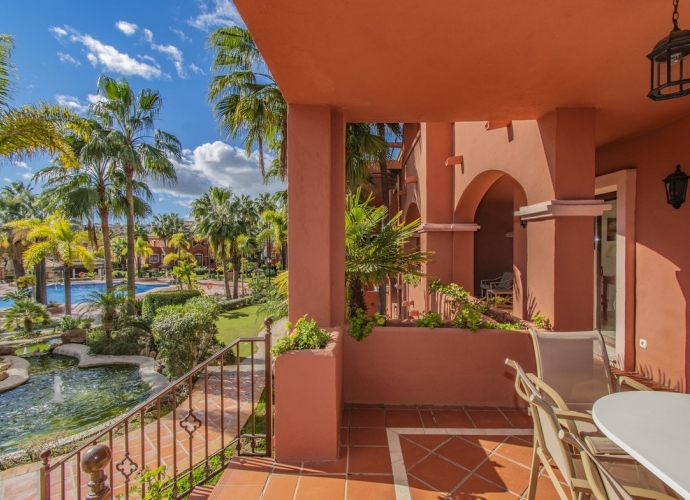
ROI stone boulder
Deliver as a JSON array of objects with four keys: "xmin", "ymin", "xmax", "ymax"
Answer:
[
  {"xmin": 0, "ymin": 358, "xmax": 11, "ymax": 372},
  {"xmin": 0, "ymin": 346, "xmax": 16, "ymax": 356},
  {"xmin": 0, "ymin": 372, "xmax": 8, "ymax": 381},
  {"xmin": 61, "ymin": 329, "xmax": 87, "ymax": 344}
]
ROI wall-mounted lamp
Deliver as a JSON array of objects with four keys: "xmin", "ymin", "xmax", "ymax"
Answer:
[
  {"xmin": 663, "ymin": 164, "xmax": 689, "ymax": 209},
  {"xmin": 648, "ymin": 0, "xmax": 690, "ymax": 100},
  {"xmin": 520, "ymin": 219, "xmax": 528, "ymax": 228}
]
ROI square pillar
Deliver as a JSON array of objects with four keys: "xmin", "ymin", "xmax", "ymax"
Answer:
[{"xmin": 287, "ymin": 105, "xmax": 346, "ymax": 327}]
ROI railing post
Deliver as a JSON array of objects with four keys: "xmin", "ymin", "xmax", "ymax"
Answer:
[
  {"xmin": 263, "ymin": 317, "xmax": 273, "ymax": 457},
  {"xmin": 39, "ymin": 450, "xmax": 51, "ymax": 500},
  {"xmin": 80, "ymin": 444, "xmax": 112, "ymax": 500}
]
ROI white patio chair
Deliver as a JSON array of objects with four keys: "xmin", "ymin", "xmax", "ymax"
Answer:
[{"xmin": 479, "ymin": 271, "xmax": 513, "ymax": 297}]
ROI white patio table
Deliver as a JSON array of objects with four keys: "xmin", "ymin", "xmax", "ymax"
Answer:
[{"xmin": 592, "ymin": 391, "xmax": 690, "ymax": 499}]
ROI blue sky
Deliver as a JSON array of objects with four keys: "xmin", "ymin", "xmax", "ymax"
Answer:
[{"xmin": 1, "ymin": 0, "xmax": 282, "ymax": 219}]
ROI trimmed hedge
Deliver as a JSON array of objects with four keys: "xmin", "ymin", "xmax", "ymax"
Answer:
[
  {"xmin": 142, "ymin": 289, "xmax": 202, "ymax": 320},
  {"xmin": 216, "ymin": 296, "xmax": 252, "ymax": 311}
]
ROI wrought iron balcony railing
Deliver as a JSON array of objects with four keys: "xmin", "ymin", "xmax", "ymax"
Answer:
[{"xmin": 39, "ymin": 317, "xmax": 274, "ymax": 500}]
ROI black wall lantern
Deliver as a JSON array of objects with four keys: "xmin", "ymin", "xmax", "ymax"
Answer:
[
  {"xmin": 648, "ymin": 0, "xmax": 690, "ymax": 100},
  {"xmin": 663, "ymin": 164, "xmax": 689, "ymax": 208}
]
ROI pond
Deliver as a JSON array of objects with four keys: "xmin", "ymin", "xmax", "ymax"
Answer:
[
  {"xmin": 0, "ymin": 281, "xmax": 168, "ymax": 309},
  {"xmin": 0, "ymin": 354, "xmax": 151, "ymax": 455}
]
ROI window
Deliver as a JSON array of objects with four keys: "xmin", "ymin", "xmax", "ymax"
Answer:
[
  {"xmin": 195, "ymin": 254, "xmax": 203, "ymax": 266},
  {"xmin": 150, "ymin": 254, "xmax": 159, "ymax": 263}
]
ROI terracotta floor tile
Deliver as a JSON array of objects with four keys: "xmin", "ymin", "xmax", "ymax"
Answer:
[
  {"xmin": 431, "ymin": 410, "xmax": 474, "ymax": 428},
  {"xmin": 419, "ymin": 410, "xmax": 438, "ymax": 428},
  {"xmin": 408, "ymin": 454, "xmax": 470, "ymax": 494},
  {"xmin": 272, "ymin": 462, "xmax": 302, "ymax": 475},
  {"xmin": 466, "ymin": 410, "xmax": 512, "ymax": 428},
  {"xmin": 348, "ymin": 446, "xmax": 393, "ymax": 474},
  {"xmin": 464, "ymin": 406, "xmax": 501, "ymax": 411},
  {"xmin": 349, "ymin": 408, "xmax": 386, "ymax": 428},
  {"xmin": 209, "ymin": 484, "xmax": 264, "ymax": 500},
  {"xmin": 501, "ymin": 410, "xmax": 533, "ymax": 429},
  {"xmin": 349, "ymin": 427, "xmax": 388, "ymax": 446},
  {"xmin": 435, "ymin": 436, "xmax": 492, "ymax": 470},
  {"xmin": 294, "ymin": 474, "xmax": 346, "ymax": 500},
  {"xmin": 216, "ymin": 468, "xmax": 269, "ymax": 486},
  {"xmin": 341, "ymin": 407, "xmax": 350, "ymax": 428},
  {"xmin": 527, "ymin": 474, "xmax": 565, "ymax": 500},
  {"xmin": 474, "ymin": 454, "xmax": 531, "ymax": 495},
  {"xmin": 262, "ymin": 473, "xmax": 299, "ymax": 500},
  {"xmin": 494, "ymin": 437, "xmax": 534, "ymax": 467},
  {"xmin": 403, "ymin": 434, "xmax": 451, "ymax": 452},
  {"xmin": 384, "ymin": 404, "xmax": 419, "ymax": 410},
  {"xmin": 449, "ymin": 473, "xmax": 517, "ymax": 499},
  {"xmin": 340, "ymin": 427, "xmax": 349, "ymax": 446},
  {"xmin": 302, "ymin": 447, "xmax": 348, "ymax": 474},
  {"xmin": 386, "ymin": 409, "xmax": 423, "ymax": 428},
  {"xmin": 346, "ymin": 474, "xmax": 396, "ymax": 500},
  {"xmin": 400, "ymin": 436, "xmax": 431, "ymax": 468},
  {"xmin": 407, "ymin": 475, "xmax": 445, "ymax": 500},
  {"xmin": 458, "ymin": 435, "xmax": 506, "ymax": 452}
]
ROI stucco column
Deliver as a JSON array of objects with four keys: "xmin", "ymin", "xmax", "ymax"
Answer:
[
  {"xmin": 287, "ymin": 105, "xmax": 346, "ymax": 327},
  {"xmin": 528, "ymin": 109, "xmax": 597, "ymax": 331}
]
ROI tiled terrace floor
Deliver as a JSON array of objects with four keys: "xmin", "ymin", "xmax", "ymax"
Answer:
[{"xmin": 207, "ymin": 404, "xmax": 568, "ymax": 500}]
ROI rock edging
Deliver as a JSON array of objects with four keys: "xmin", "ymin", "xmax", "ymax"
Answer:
[
  {"xmin": 53, "ymin": 344, "xmax": 169, "ymax": 395},
  {"xmin": 0, "ymin": 356, "xmax": 30, "ymax": 393}
]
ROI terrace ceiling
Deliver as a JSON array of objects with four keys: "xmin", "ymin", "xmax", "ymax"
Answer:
[{"xmin": 234, "ymin": 0, "xmax": 690, "ymax": 146}]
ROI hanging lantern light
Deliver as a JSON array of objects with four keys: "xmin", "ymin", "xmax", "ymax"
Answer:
[
  {"xmin": 648, "ymin": 0, "xmax": 690, "ymax": 100},
  {"xmin": 663, "ymin": 164, "xmax": 689, "ymax": 209}
]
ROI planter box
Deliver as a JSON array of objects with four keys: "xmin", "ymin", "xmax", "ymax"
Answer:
[
  {"xmin": 274, "ymin": 328, "xmax": 343, "ymax": 462},
  {"xmin": 61, "ymin": 329, "xmax": 87, "ymax": 344},
  {"xmin": 344, "ymin": 326, "xmax": 536, "ymax": 407}
]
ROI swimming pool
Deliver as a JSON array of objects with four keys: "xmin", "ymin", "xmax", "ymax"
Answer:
[{"xmin": 0, "ymin": 281, "xmax": 168, "ymax": 309}]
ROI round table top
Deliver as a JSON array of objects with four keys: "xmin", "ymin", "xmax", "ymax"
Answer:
[{"xmin": 592, "ymin": 391, "xmax": 690, "ymax": 499}]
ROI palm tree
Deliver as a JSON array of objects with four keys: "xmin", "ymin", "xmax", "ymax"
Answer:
[
  {"xmin": 86, "ymin": 287, "xmax": 125, "ymax": 338},
  {"xmin": 236, "ymin": 233, "xmax": 257, "ymax": 296},
  {"xmin": 14, "ymin": 215, "xmax": 95, "ymax": 315},
  {"xmin": 111, "ymin": 237, "xmax": 127, "ymax": 270},
  {"xmin": 37, "ymin": 119, "xmax": 153, "ymax": 290},
  {"xmin": 134, "ymin": 236, "xmax": 153, "ymax": 278},
  {"xmin": 164, "ymin": 232, "xmax": 194, "ymax": 267},
  {"xmin": 345, "ymin": 189, "xmax": 432, "ymax": 317},
  {"xmin": 207, "ymin": 26, "xmax": 287, "ymax": 181},
  {"xmin": 151, "ymin": 213, "xmax": 187, "ymax": 260},
  {"xmin": 2, "ymin": 298, "xmax": 49, "ymax": 333},
  {"xmin": 0, "ymin": 35, "xmax": 81, "ymax": 168},
  {"xmin": 191, "ymin": 187, "xmax": 235, "ymax": 297},
  {"xmin": 91, "ymin": 76, "xmax": 181, "ymax": 302},
  {"xmin": 257, "ymin": 206, "xmax": 287, "ymax": 270}
]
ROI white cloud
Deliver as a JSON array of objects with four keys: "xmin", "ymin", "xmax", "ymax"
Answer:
[
  {"xmin": 3, "ymin": 178, "xmax": 11, "ymax": 183},
  {"xmin": 57, "ymin": 52, "xmax": 80, "ymax": 66},
  {"xmin": 12, "ymin": 162, "xmax": 28, "ymax": 169},
  {"xmin": 55, "ymin": 94, "xmax": 89, "ymax": 114},
  {"xmin": 149, "ymin": 141, "xmax": 283, "ymax": 199},
  {"xmin": 189, "ymin": 63, "xmax": 205, "ymax": 75},
  {"xmin": 86, "ymin": 93, "xmax": 106, "ymax": 104},
  {"xmin": 171, "ymin": 28, "xmax": 192, "ymax": 43},
  {"xmin": 115, "ymin": 21, "xmax": 139, "ymax": 36},
  {"xmin": 49, "ymin": 26, "xmax": 68, "ymax": 38},
  {"xmin": 21, "ymin": 173, "xmax": 32, "ymax": 180},
  {"xmin": 65, "ymin": 28, "xmax": 164, "ymax": 80},
  {"xmin": 143, "ymin": 29, "xmax": 154, "ymax": 42},
  {"xmin": 152, "ymin": 43, "xmax": 187, "ymax": 79},
  {"xmin": 188, "ymin": 0, "xmax": 243, "ymax": 31}
]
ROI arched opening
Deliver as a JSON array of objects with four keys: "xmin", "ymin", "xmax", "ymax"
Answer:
[{"xmin": 455, "ymin": 171, "xmax": 528, "ymax": 319}]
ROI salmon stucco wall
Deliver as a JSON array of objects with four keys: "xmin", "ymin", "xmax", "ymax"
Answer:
[
  {"xmin": 274, "ymin": 329, "xmax": 343, "ymax": 461},
  {"xmin": 343, "ymin": 327, "xmax": 536, "ymax": 407},
  {"xmin": 597, "ymin": 116, "xmax": 690, "ymax": 392}
]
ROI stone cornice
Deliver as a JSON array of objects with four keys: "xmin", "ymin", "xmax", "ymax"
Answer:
[
  {"xmin": 514, "ymin": 199, "xmax": 612, "ymax": 221},
  {"xmin": 418, "ymin": 223, "xmax": 480, "ymax": 233}
]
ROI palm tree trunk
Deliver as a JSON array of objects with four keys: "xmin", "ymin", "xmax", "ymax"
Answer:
[
  {"xmin": 348, "ymin": 275, "xmax": 366, "ymax": 318},
  {"xmin": 125, "ymin": 170, "xmax": 136, "ymax": 302},
  {"xmin": 377, "ymin": 123, "xmax": 390, "ymax": 315},
  {"xmin": 11, "ymin": 254, "xmax": 25, "ymax": 279},
  {"xmin": 64, "ymin": 266, "xmax": 72, "ymax": 315},
  {"xmin": 34, "ymin": 260, "xmax": 47, "ymax": 304},
  {"xmin": 221, "ymin": 247, "xmax": 231, "ymax": 298},
  {"xmin": 232, "ymin": 254, "xmax": 239, "ymax": 299},
  {"xmin": 137, "ymin": 256, "xmax": 141, "ymax": 278},
  {"xmin": 100, "ymin": 206, "xmax": 114, "ymax": 290}
]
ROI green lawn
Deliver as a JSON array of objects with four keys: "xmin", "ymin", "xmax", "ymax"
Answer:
[{"xmin": 215, "ymin": 304, "xmax": 264, "ymax": 358}]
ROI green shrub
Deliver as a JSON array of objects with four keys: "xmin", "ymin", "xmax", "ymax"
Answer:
[
  {"xmin": 453, "ymin": 307, "xmax": 483, "ymax": 331},
  {"xmin": 348, "ymin": 308, "xmax": 386, "ymax": 341},
  {"xmin": 58, "ymin": 315, "xmax": 82, "ymax": 331},
  {"xmin": 113, "ymin": 270, "xmax": 126, "ymax": 278},
  {"xmin": 533, "ymin": 315, "xmax": 552, "ymax": 331},
  {"xmin": 415, "ymin": 311, "xmax": 445, "ymax": 329},
  {"xmin": 152, "ymin": 296, "xmax": 223, "ymax": 379},
  {"xmin": 142, "ymin": 290, "xmax": 202, "ymax": 320},
  {"xmin": 481, "ymin": 321, "xmax": 523, "ymax": 330},
  {"xmin": 88, "ymin": 326, "xmax": 149, "ymax": 356},
  {"xmin": 271, "ymin": 316, "xmax": 331, "ymax": 356},
  {"xmin": 193, "ymin": 266, "xmax": 208, "ymax": 276}
]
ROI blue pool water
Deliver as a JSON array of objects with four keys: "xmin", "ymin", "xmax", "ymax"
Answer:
[{"xmin": 0, "ymin": 282, "xmax": 168, "ymax": 309}]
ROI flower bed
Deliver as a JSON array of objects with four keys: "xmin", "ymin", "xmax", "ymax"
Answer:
[{"xmin": 343, "ymin": 325, "xmax": 536, "ymax": 407}]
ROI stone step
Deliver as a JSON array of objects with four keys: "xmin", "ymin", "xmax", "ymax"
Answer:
[{"xmin": 188, "ymin": 485, "xmax": 215, "ymax": 500}]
